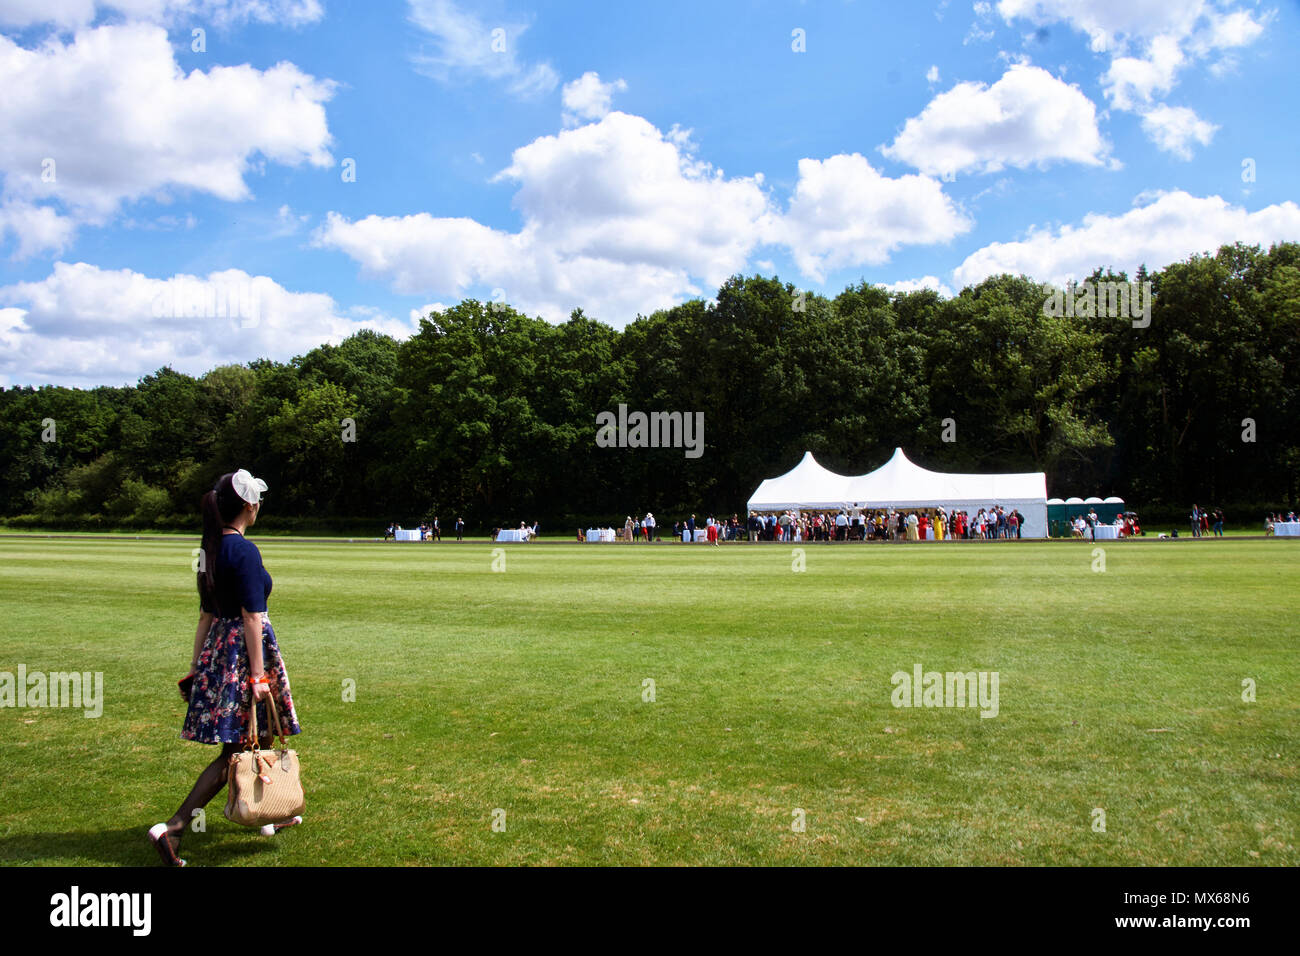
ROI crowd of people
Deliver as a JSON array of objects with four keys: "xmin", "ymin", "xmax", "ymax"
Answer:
[
  {"xmin": 672, "ymin": 514, "xmax": 737, "ymax": 543},
  {"xmin": 578, "ymin": 513, "xmax": 741, "ymax": 543},
  {"xmin": 577, "ymin": 513, "xmax": 656, "ymax": 541},
  {"xmin": 493, "ymin": 521, "xmax": 539, "ymax": 540},
  {"xmin": 1188, "ymin": 505, "xmax": 1224, "ymax": 538},
  {"xmin": 385, "ymin": 504, "xmax": 1300, "ymax": 542},
  {"xmin": 1069, "ymin": 509, "xmax": 1143, "ymax": 538},
  {"xmin": 744, "ymin": 507, "xmax": 1028, "ymax": 542},
  {"xmin": 576, "ymin": 507, "xmax": 1035, "ymax": 543},
  {"xmin": 384, "ymin": 517, "xmax": 466, "ymax": 541},
  {"xmin": 1263, "ymin": 511, "xmax": 1295, "ymax": 535}
]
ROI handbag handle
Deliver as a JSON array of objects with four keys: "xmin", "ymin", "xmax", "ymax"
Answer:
[{"xmin": 247, "ymin": 682, "xmax": 289, "ymax": 753}]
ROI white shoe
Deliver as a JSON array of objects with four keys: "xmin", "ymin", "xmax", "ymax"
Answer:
[
  {"xmin": 148, "ymin": 822, "xmax": 187, "ymax": 866},
  {"xmin": 260, "ymin": 815, "xmax": 303, "ymax": 836}
]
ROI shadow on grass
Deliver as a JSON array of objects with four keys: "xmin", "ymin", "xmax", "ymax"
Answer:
[{"xmin": 0, "ymin": 825, "xmax": 284, "ymax": 867}]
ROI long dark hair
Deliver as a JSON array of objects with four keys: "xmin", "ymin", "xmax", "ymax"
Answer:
[{"xmin": 198, "ymin": 473, "xmax": 246, "ymax": 607}]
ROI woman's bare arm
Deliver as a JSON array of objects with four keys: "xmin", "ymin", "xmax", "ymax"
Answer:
[
  {"xmin": 242, "ymin": 608, "xmax": 270, "ymax": 700},
  {"xmin": 191, "ymin": 612, "xmax": 213, "ymax": 671}
]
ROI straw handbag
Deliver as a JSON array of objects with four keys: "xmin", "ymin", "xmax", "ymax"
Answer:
[{"xmin": 225, "ymin": 691, "xmax": 304, "ymax": 827}]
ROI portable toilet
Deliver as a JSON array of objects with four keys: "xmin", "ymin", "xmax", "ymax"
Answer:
[
  {"xmin": 1047, "ymin": 498, "xmax": 1067, "ymax": 537},
  {"xmin": 1087, "ymin": 496, "xmax": 1123, "ymax": 524}
]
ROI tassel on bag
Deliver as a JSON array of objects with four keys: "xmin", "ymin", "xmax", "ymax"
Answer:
[{"xmin": 224, "ymin": 690, "xmax": 304, "ymax": 827}]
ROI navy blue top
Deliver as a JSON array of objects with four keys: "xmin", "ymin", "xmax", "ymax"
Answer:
[{"xmin": 199, "ymin": 532, "xmax": 272, "ymax": 618}]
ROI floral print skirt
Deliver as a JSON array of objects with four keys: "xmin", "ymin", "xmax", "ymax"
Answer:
[{"xmin": 181, "ymin": 613, "xmax": 301, "ymax": 745}]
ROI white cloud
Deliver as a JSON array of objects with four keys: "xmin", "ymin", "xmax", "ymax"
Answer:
[
  {"xmin": 881, "ymin": 275, "xmax": 954, "ymax": 297},
  {"xmin": 409, "ymin": 302, "xmax": 448, "ymax": 322},
  {"xmin": 0, "ymin": 200, "xmax": 77, "ymax": 259},
  {"xmin": 561, "ymin": 71, "xmax": 627, "ymax": 126},
  {"xmin": 1101, "ymin": 34, "xmax": 1184, "ymax": 110},
  {"xmin": 995, "ymin": 0, "xmax": 1210, "ymax": 52},
  {"xmin": 925, "ymin": 64, "xmax": 940, "ymax": 84},
  {"xmin": 497, "ymin": 113, "xmax": 774, "ymax": 284},
  {"xmin": 119, "ymin": 211, "xmax": 197, "ymax": 231},
  {"xmin": 0, "ymin": 23, "xmax": 335, "ymax": 253},
  {"xmin": 407, "ymin": 0, "xmax": 558, "ymax": 97},
  {"xmin": 1138, "ymin": 104, "xmax": 1217, "ymax": 160},
  {"xmin": 317, "ymin": 111, "xmax": 774, "ymax": 321},
  {"xmin": 953, "ymin": 190, "xmax": 1300, "ymax": 287},
  {"xmin": 0, "ymin": 0, "xmax": 324, "ymax": 29},
  {"xmin": 964, "ymin": 0, "xmax": 996, "ymax": 43},
  {"xmin": 273, "ymin": 203, "xmax": 311, "ymax": 235},
  {"xmin": 317, "ymin": 111, "xmax": 973, "ymax": 321},
  {"xmin": 0, "ymin": 261, "xmax": 413, "ymax": 387},
  {"xmin": 1190, "ymin": 7, "xmax": 1269, "ymax": 55},
  {"xmin": 881, "ymin": 63, "xmax": 1111, "ymax": 176},
  {"xmin": 780, "ymin": 154, "xmax": 972, "ymax": 282},
  {"xmin": 996, "ymin": 1, "xmax": 1268, "ymax": 158}
]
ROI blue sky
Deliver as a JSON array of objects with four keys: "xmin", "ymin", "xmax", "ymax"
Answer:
[{"xmin": 1, "ymin": 0, "xmax": 1297, "ymax": 386}]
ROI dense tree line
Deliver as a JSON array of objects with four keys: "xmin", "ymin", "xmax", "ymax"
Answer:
[{"xmin": 2, "ymin": 241, "xmax": 1297, "ymax": 533}]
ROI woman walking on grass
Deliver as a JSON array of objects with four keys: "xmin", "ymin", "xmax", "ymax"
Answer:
[{"xmin": 148, "ymin": 469, "xmax": 302, "ymax": 866}]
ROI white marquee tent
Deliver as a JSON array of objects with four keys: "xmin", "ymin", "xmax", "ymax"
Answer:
[{"xmin": 747, "ymin": 447, "xmax": 1049, "ymax": 538}]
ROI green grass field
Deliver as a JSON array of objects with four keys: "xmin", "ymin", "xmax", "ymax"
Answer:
[{"xmin": 1, "ymin": 534, "xmax": 1296, "ymax": 866}]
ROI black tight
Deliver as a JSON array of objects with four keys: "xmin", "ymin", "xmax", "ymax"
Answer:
[{"xmin": 165, "ymin": 732, "xmax": 273, "ymax": 846}]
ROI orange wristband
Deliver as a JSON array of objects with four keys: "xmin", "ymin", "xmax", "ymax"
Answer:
[{"xmin": 249, "ymin": 675, "xmax": 269, "ymax": 685}]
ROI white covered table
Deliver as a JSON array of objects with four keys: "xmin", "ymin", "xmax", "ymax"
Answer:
[
  {"xmin": 394, "ymin": 529, "xmax": 420, "ymax": 542},
  {"xmin": 1274, "ymin": 522, "xmax": 1300, "ymax": 537},
  {"xmin": 1092, "ymin": 525, "xmax": 1120, "ymax": 540},
  {"xmin": 496, "ymin": 530, "xmax": 528, "ymax": 542},
  {"xmin": 585, "ymin": 528, "xmax": 615, "ymax": 542}
]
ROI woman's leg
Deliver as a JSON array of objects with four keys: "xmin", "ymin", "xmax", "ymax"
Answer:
[{"xmin": 164, "ymin": 731, "xmax": 273, "ymax": 849}]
